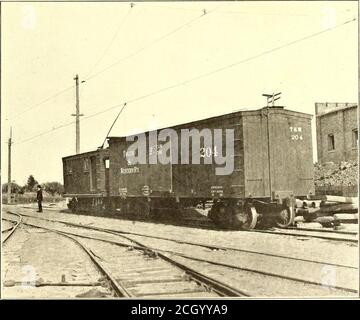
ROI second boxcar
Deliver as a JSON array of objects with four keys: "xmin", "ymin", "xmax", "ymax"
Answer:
[{"xmin": 63, "ymin": 148, "xmax": 109, "ymax": 212}]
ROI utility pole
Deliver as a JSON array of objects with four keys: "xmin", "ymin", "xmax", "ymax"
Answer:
[
  {"xmin": 7, "ymin": 127, "xmax": 12, "ymax": 204},
  {"xmin": 71, "ymin": 74, "xmax": 84, "ymax": 154}
]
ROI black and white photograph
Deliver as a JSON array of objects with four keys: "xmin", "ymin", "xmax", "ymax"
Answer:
[{"xmin": 1, "ymin": 0, "xmax": 359, "ymax": 301}]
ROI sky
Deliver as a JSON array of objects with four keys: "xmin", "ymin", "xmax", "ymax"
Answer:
[{"xmin": 1, "ymin": 1, "xmax": 358, "ymax": 185}]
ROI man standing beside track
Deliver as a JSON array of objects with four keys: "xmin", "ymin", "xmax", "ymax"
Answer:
[{"xmin": 36, "ymin": 185, "xmax": 43, "ymax": 213}]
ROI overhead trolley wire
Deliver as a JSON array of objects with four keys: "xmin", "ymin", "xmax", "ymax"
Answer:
[
  {"xmin": 84, "ymin": 10, "xmax": 209, "ymax": 82},
  {"xmin": 8, "ymin": 5, "xmax": 208, "ymax": 123},
  {"xmin": 13, "ymin": 17, "xmax": 357, "ymax": 146},
  {"xmin": 85, "ymin": 5, "xmax": 217, "ymax": 146},
  {"xmin": 126, "ymin": 17, "xmax": 357, "ymax": 105},
  {"xmin": 7, "ymin": 4, "xmax": 134, "ymax": 123},
  {"xmin": 85, "ymin": 4, "xmax": 134, "ymax": 79},
  {"xmin": 7, "ymin": 84, "xmax": 75, "ymax": 121},
  {"xmin": 13, "ymin": 102, "xmax": 124, "ymax": 146}
]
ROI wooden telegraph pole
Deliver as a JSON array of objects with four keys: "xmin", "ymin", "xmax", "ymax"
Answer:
[
  {"xmin": 7, "ymin": 127, "xmax": 12, "ymax": 204},
  {"xmin": 71, "ymin": 74, "xmax": 83, "ymax": 154}
]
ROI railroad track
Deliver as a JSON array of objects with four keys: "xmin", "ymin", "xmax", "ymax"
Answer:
[
  {"xmin": 16, "ymin": 206, "xmax": 359, "ymax": 243},
  {"xmin": 250, "ymin": 227, "xmax": 358, "ymax": 243},
  {"xmin": 21, "ymin": 205, "xmax": 218, "ymax": 229},
  {"xmin": 22, "ymin": 205, "xmax": 66, "ymax": 211},
  {"xmin": 3, "ymin": 211, "xmax": 247, "ymax": 298},
  {"xmin": 2, "ymin": 213, "xmax": 22, "ymax": 244},
  {"xmin": 2, "ymin": 220, "xmax": 16, "ymax": 233},
  {"xmin": 160, "ymin": 218, "xmax": 217, "ymax": 230},
  {"xmin": 5, "ymin": 210, "xmax": 357, "ymax": 266},
  {"xmin": 285, "ymin": 226, "xmax": 358, "ymax": 235},
  {"xmin": 21, "ymin": 205, "xmax": 357, "ymax": 240},
  {"xmin": 4, "ymin": 210, "xmax": 358, "ymax": 295}
]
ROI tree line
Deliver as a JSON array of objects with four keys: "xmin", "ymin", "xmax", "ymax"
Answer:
[{"xmin": 2, "ymin": 175, "xmax": 64, "ymax": 196}]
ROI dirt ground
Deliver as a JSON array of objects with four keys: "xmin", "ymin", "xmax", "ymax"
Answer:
[
  {"xmin": 2, "ymin": 223, "xmax": 113, "ymax": 299},
  {"xmin": 2, "ymin": 205, "xmax": 358, "ymax": 298}
]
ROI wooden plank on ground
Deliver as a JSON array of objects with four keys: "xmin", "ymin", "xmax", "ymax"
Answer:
[
  {"xmin": 324, "ymin": 195, "xmax": 358, "ymax": 204},
  {"xmin": 333, "ymin": 213, "xmax": 359, "ymax": 224}
]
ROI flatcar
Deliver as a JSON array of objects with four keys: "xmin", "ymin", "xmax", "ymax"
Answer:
[{"xmin": 63, "ymin": 106, "xmax": 314, "ymax": 230}]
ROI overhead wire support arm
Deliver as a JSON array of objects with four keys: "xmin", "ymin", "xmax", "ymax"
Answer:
[{"xmin": 262, "ymin": 92, "xmax": 281, "ymax": 107}]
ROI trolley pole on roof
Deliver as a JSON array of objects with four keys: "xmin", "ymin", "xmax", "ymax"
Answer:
[
  {"xmin": 71, "ymin": 74, "xmax": 84, "ymax": 154},
  {"xmin": 7, "ymin": 127, "xmax": 12, "ymax": 204},
  {"xmin": 262, "ymin": 92, "xmax": 281, "ymax": 107}
]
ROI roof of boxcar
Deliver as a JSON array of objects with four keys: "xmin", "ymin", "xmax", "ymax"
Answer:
[
  {"xmin": 108, "ymin": 106, "xmax": 312, "ymax": 140},
  {"xmin": 62, "ymin": 148, "xmax": 108, "ymax": 160}
]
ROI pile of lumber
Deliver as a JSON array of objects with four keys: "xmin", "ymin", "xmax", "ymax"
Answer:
[{"xmin": 295, "ymin": 195, "xmax": 358, "ymax": 227}]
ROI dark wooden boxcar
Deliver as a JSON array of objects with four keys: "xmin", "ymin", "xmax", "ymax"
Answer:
[
  {"xmin": 62, "ymin": 148, "xmax": 109, "ymax": 211},
  {"xmin": 106, "ymin": 106, "xmax": 314, "ymax": 229}
]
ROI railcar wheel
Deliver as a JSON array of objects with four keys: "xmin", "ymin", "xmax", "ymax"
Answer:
[
  {"xmin": 217, "ymin": 205, "xmax": 232, "ymax": 228},
  {"xmin": 233, "ymin": 205, "xmax": 258, "ymax": 230},
  {"xmin": 276, "ymin": 206, "xmax": 295, "ymax": 228},
  {"xmin": 208, "ymin": 204, "xmax": 218, "ymax": 221},
  {"xmin": 208, "ymin": 202, "xmax": 231, "ymax": 228},
  {"xmin": 208, "ymin": 202, "xmax": 221, "ymax": 222}
]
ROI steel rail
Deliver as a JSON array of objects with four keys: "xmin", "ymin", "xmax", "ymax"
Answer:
[
  {"xmin": 55, "ymin": 231, "xmax": 133, "ymax": 297},
  {"xmin": 282, "ymin": 226, "xmax": 358, "ymax": 235},
  {"xmin": 99, "ymin": 228, "xmax": 249, "ymax": 297},
  {"xmin": 2, "ymin": 213, "xmax": 22, "ymax": 244},
  {"xmin": 100, "ymin": 227, "xmax": 358, "ymax": 294},
  {"xmin": 5, "ymin": 213, "xmax": 356, "ymax": 294},
  {"xmin": 249, "ymin": 228, "xmax": 358, "ymax": 243},
  {"xmin": 2, "ymin": 225, "xmax": 16, "ymax": 233},
  {"xmin": 4, "ymin": 213, "xmax": 248, "ymax": 297},
  {"xmin": 18, "ymin": 206, "xmax": 357, "ymax": 239},
  {"xmin": 4, "ymin": 210, "xmax": 356, "ymax": 269},
  {"xmin": 5, "ymin": 212, "xmax": 357, "ymax": 294},
  {"xmin": 2, "ymin": 216, "xmax": 131, "ymax": 297}
]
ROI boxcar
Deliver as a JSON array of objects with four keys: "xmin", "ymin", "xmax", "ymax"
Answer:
[
  {"xmin": 63, "ymin": 148, "xmax": 109, "ymax": 211},
  {"xmin": 63, "ymin": 106, "xmax": 314, "ymax": 229}
]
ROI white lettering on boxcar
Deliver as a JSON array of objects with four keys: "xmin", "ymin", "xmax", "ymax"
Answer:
[
  {"xmin": 289, "ymin": 126, "xmax": 303, "ymax": 141},
  {"xmin": 120, "ymin": 167, "xmax": 140, "ymax": 174},
  {"xmin": 200, "ymin": 146, "xmax": 219, "ymax": 158}
]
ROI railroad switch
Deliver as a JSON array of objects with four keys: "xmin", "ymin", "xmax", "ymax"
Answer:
[{"xmin": 143, "ymin": 249, "xmax": 158, "ymax": 259}]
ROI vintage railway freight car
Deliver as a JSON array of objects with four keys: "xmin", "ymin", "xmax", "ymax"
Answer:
[
  {"xmin": 63, "ymin": 106, "xmax": 314, "ymax": 230},
  {"xmin": 63, "ymin": 148, "xmax": 109, "ymax": 211}
]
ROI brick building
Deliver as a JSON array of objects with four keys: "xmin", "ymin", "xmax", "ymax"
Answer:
[{"xmin": 315, "ymin": 102, "xmax": 358, "ymax": 164}]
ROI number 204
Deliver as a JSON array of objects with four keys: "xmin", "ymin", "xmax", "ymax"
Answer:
[{"xmin": 291, "ymin": 134, "xmax": 303, "ymax": 140}]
